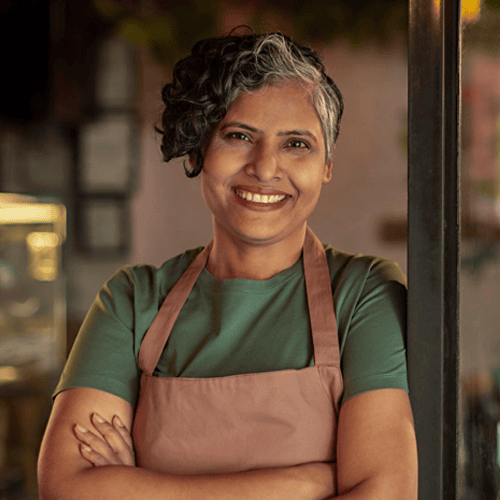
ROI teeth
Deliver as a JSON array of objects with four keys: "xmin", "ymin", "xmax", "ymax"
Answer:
[{"xmin": 236, "ymin": 190, "xmax": 286, "ymax": 204}]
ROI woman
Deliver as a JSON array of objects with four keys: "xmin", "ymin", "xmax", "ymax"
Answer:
[{"xmin": 38, "ymin": 31, "xmax": 417, "ymax": 499}]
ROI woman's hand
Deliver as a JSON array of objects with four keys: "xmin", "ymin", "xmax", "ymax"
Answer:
[{"xmin": 73, "ymin": 413, "xmax": 135, "ymax": 467}]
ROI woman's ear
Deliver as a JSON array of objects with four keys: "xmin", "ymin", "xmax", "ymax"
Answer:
[{"xmin": 323, "ymin": 160, "xmax": 333, "ymax": 184}]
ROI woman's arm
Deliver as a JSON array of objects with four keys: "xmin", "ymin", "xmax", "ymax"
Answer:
[
  {"xmin": 334, "ymin": 388, "xmax": 418, "ymax": 500},
  {"xmin": 38, "ymin": 387, "xmax": 336, "ymax": 500}
]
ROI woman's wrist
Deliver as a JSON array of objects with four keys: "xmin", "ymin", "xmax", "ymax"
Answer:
[{"xmin": 288, "ymin": 462, "xmax": 337, "ymax": 500}]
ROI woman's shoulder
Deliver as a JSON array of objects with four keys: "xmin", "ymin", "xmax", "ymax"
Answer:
[
  {"xmin": 107, "ymin": 246, "xmax": 206, "ymax": 296},
  {"xmin": 323, "ymin": 244, "xmax": 407, "ymax": 291}
]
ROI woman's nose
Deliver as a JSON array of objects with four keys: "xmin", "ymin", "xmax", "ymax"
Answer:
[{"xmin": 244, "ymin": 143, "xmax": 283, "ymax": 181}]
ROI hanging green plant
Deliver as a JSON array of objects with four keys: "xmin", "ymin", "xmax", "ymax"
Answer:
[
  {"xmin": 92, "ymin": 0, "xmax": 409, "ymax": 67},
  {"xmin": 93, "ymin": 0, "xmax": 219, "ymax": 66}
]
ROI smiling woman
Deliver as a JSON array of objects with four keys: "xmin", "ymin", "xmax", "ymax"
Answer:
[
  {"xmin": 200, "ymin": 83, "xmax": 333, "ymax": 279},
  {"xmin": 38, "ymin": 30, "xmax": 417, "ymax": 500}
]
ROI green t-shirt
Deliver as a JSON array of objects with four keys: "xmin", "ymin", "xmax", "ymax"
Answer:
[{"xmin": 54, "ymin": 244, "xmax": 408, "ymax": 408}]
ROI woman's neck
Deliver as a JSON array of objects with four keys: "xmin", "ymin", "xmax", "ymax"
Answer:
[{"xmin": 206, "ymin": 225, "xmax": 307, "ymax": 281}]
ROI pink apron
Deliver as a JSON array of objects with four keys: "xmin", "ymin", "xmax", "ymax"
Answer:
[{"xmin": 132, "ymin": 227, "xmax": 344, "ymax": 487}]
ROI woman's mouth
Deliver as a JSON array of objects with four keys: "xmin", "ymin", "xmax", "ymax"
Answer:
[{"xmin": 234, "ymin": 189, "xmax": 287, "ymax": 204}]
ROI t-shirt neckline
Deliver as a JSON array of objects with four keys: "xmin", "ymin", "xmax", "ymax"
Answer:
[{"xmin": 199, "ymin": 255, "xmax": 303, "ymax": 292}]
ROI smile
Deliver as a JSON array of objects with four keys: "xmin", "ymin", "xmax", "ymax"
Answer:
[{"xmin": 235, "ymin": 189, "xmax": 287, "ymax": 204}]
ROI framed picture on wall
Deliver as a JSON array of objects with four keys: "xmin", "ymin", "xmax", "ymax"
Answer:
[
  {"xmin": 95, "ymin": 36, "xmax": 136, "ymax": 109},
  {"xmin": 76, "ymin": 194, "xmax": 129, "ymax": 256},
  {"xmin": 79, "ymin": 112, "xmax": 139, "ymax": 194}
]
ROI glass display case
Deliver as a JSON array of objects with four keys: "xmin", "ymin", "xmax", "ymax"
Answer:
[{"xmin": 0, "ymin": 193, "xmax": 66, "ymax": 378}]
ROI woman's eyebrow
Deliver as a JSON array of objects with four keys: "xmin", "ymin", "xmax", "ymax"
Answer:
[
  {"xmin": 277, "ymin": 130, "xmax": 317, "ymax": 143},
  {"xmin": 220, "ymin": 122, "xmax": 318, "ymax": 143},
  {"xmin": 219, "ymin": 122, "xmax": 261, "ymax": 133}
]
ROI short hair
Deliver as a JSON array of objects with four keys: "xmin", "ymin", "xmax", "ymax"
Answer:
[{"xmin": 157, "ymin": 31, "xmax": 344, "ymax": 177}]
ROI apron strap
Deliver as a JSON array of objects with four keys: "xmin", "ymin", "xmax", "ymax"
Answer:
[
  {"xmin": 303, "ymin": 227, "xmax": 341, "ymax": 367},
  {"xmin": 138, "ymin": 242, "xmax": 213, "ymax": 375}
]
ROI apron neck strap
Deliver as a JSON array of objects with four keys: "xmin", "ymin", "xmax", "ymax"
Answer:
[
  {"xmin": 303, "ymin": 227, "xmax": 340, "ymax": 366},
  {"xmin": 138, "ymin": 242, "xmax": 213, "ymax": 375}
]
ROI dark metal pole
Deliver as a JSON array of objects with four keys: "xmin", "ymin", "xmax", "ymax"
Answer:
[
  {"xmin": 407, "ymin": 0, "xmax": 461, "ymax": 498},
  {"xmin": 442, "ymin": 1, "xmax": 461, "ymax": 497}
]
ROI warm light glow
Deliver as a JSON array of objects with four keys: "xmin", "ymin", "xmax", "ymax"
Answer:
[
  {"xmin": 462, "ymin": 0, "xmax": 481, "ymax": 21},
  {"xmin": 27, "ymin": 232, "xmax": 60, "ymax": 281},
  {"xmin": 433, "ymin": 0, "xmax": 481, "ymax": 22},
  {"xmin": 0, "ymin": 366, "xmax": 19, "ymax": 384},
  {"xmin": 26, "ymin": 231, "xmax": 60, "ymax": 249},
  {"xmin": 0, "ymin": 205, "xmax": 63, "ymax": 224},
  {"xmin": 0, "ymin": 199, "xmax": 66, "ymax": 240}
]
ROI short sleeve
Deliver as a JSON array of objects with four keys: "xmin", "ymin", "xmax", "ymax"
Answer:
[
  {"xmin": 52, "ymin": 267, "xmax": 140, "ymax": 407},
  {"xmin": 333, "ymin": 254, "xmax": 408, "ymax": 404}
]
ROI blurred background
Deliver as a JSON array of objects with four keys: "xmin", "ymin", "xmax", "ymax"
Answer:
[{"xmin": 0, "ymin": 0, "xmax": 499, "ymax": 498}]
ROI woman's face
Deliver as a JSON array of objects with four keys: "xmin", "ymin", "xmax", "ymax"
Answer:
[{"xmin": 199, "ymin": 81, "xmax": 333, "ymax": 247}]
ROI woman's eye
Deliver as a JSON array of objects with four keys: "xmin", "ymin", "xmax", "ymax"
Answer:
[
  {"xmin": 226, "ymin": 132, "xmax": 249, "ymax": 142},
  {"xmin": 287, "ymin": 139, "xmax": 309, "ymax": 149}
]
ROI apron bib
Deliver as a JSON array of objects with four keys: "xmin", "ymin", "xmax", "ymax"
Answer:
[{"xmin": 132, "ymin": 227, "xmax": 344, "ymax": 484}]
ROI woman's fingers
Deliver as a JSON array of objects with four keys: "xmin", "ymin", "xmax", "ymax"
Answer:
[
  {"xmin": 79, "ymin": 443, "xmax": 110, "ymax": 467},
  {"xmin": 74, "ymin": 424, "xmax": 115, "ymax": 464},
  {"xmin": 74, "ymin": 413, "xmax": 135, "ymax": 467},
  {"xmin": 112, "ymin": 414, "xmax": 134, "ymax": 450},
  {"xmin": 90, "ymin": 413, "xmax": 120, "ymax": 453},
  {"xmin": 91, "ymin": 413, "xmax": 135, "ymax": 466},
  {"xmin": 73, "ymin": 414, "xmax": 135, "ymax": 467}
]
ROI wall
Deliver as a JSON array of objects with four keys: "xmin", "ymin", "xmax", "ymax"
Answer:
[{"xmin": 131, "ymin": 46, "xmax": 213, "ymax": 267}]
